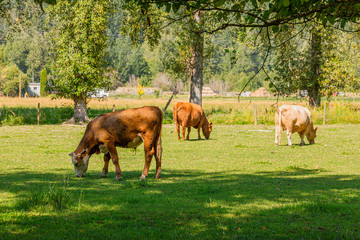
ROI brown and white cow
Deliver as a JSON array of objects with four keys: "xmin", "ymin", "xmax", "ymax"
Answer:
[
  {"xmin": 275, "ymin": 105, "xmax": 318, "ymax": 146},
  {"xmin": 69, "ymin": 106, "xmax": 162, "ymax": 180},
  {"xmin": 173, "ymin": 102, "xmax": 212, "ymax": 140}
]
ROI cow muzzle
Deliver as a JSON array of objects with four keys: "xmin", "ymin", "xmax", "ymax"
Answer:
[{"xmin": 76, "ymin": 172, "xmax": 85, "ymax": 178}]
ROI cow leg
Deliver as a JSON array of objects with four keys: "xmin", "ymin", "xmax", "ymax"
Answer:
[
  {"xmin": 286, "ymin": 129, "xmax": 292, "ymax": 146},
  {"xmin": 299, "ymin": 132, "xmax": 305, "ymax": 146},
  {"xmin": 154, "ymin": 146, "xmax": 161, "ymax": 179},
  {"xmin": 106, "ymin": 143, "xmax": 122, "ymax": 180},
  {"xmin": 182, "ymin": 124, "xmax": 186, "ymax": 140},
  {"xmin": 186, "ymin": 127, "xmax": 191, "ymax": 140},
  {"xmin": 275, "ymin": 124, "xmax": 279, "ymax": 146},
  {"xmin": 175, "ymin": 122, "xmax": 181, "ymax": 140},
  {"xmin": 140, "ymin": 139, "xmax": 154, "ymax": 180},
  {"xmin": 198, "ymin": 127, "xmax": 201, "ymax": 140},
  {"xmin": 100, "ymin": 153, "xmax": 111, "ymax": 177}
]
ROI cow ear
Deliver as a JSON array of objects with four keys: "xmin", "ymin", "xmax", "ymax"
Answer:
[
  {"xmin": 69, "ymin": 152, "xmax": 73, "ymax": 157},
  {"xmin": 315, "ymin": 127, "xmax": 318, "ymax": 132},
  {"xmin": 210, "ymin": 122, "xmax": 213, "ymax": 126}
]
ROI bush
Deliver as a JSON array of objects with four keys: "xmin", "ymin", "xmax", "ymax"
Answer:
[{"xmin": 0, "ymin": 65, "xmax": 28, "ymax": 97}]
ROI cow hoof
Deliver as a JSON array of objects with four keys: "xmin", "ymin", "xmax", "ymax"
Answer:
[
  {"xmin": 140, "ymin": 174, "xmax": 146, "ymax": 180},
  {"xmin": 100, "ymin": 171, "xmax": 108, "ymax": 178},
  {"xmin": 275, "ymin": 143, "xmax": 278, "ymax": 146},
  {"xmin": 115, "ymin": 176, "xmax": 122, "ymax": 181}
]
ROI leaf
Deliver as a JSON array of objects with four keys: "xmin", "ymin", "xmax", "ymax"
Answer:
[
  {"xmin": 340, "ymin": 19, "xmax": 346, "ymax": 28},
  {"xmin": 246, "ymin": 16, "xmax": 255, "ymax": 24},
  {"xmin": 250, "ymin": 0, "xmax": 258, "ymax": 8},
  {"xmin": 283, "ymin": 0, "xmax": 290, "ymax": 7},
  {"xmin": 172, "ymin": 3, "xmax": 180, "ymax": 13},
  {"xmin": 321, "ymin": 17, "xmax": 327, "ymax": 26},
  {"xmin": 165, "ymin": 3, "xmax": 171, "ymax": 13},
  {"xmin": 214, "ymin": 0, "xmax": 226, "ymax": 7},
  {"xmin": 231, "ymin": 4, "xmax": 241, "ymax": 10},
  {"xmin": 272, "ymin": 25, "xmax": 279, "ymax": 33}
]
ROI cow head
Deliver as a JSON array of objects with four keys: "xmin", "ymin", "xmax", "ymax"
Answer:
[
  {"xmin": 307, "ymin": 127, "xmax": 318, "ymax": 144},
  {"xmin": 203, "ymin": 122, "xmax": 213, "ymax": 139},
  {"xmin": 69, "ymin": 149, "xmax": 90, "ymax": 177}
]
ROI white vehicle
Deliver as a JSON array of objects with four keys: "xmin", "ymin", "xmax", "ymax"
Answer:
[
  {"xmin": 91, "ymin": 89, "xmax": 109, "ymax": 99},
  {"xmin": 241, "ymin": 91, "xmax": 251, "ymax": 97}
]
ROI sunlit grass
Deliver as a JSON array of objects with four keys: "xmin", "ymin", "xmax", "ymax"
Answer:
[{"xmin": 0, "ymin": 124, "xmax": 359, "ymax": 239}]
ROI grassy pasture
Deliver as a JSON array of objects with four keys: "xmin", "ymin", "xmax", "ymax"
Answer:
[
  {"xmin": 0, "ymin": 124, "xmax": 359, "ymax": 239},
  {"xmin": 1, "ymin": 96, "xmax": 360, "ymax": 125}
]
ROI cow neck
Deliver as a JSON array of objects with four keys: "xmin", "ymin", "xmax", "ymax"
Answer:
[
  {"xmin": 203, "ymin": 116, "xmax": 210, "ymax": 127},
  {"xmin": 74, "ymin": 132, "xmax": 93, "ymax": 155}
]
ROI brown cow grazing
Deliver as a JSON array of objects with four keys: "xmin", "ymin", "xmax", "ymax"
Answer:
[
  {"xmin": 173, "ymin": 102, "xmax": 212, "ymax": 140},
  {"xmin": 275, "ymin": 105, "xmax": 318, "ymax": 146},
  {"xmin": 69, "ymin": 106, "xmax": 162, "ymax": 180}
]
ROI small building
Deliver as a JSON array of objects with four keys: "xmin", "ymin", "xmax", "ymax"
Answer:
[{"xmin": 27, "ymin": 83, "xmax": 40, "ymax": 97}]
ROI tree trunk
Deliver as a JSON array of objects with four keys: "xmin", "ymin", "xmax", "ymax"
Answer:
[
  {"xmin": 308, "ymin": 29, "xmax": 322, "ymax": 108},
  {"xmin": 189, "ymin": 11, "xmax": 204, "ymax": 106},
  {"xmin": 64, "ymin": 96, "xmax": 90, "ymax": 124}
]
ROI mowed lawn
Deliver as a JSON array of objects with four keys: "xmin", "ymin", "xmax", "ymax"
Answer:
[{"xmin": 0, "ymin": 124, "xmax": 359, "ymax": 239}]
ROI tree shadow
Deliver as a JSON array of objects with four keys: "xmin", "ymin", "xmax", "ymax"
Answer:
[{"xmin": 1, "ymin": 169, "xmax": 359, "ymax": 239}]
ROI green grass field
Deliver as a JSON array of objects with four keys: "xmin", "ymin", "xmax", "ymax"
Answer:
[{"xmin": 1, "ymin": 124, "xmax": 359, "ymax": 239}]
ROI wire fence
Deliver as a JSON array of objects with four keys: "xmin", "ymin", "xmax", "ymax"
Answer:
[{"xmin": 0, "ymin": 102, "xmax": 359, "ymax": 126}]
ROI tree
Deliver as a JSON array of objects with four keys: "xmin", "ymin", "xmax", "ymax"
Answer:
[
  {"xmin": 123, "ymin": 0, "xmax": 360, "ymax": 104},
  {"xmin": 40, "ymin": 67, "xmax": 47, "ymax": 96},
  {"xmin": 271, "ymin": 22, "xmax": 358, "ymax": 107},
  {"xmin": 49, "ymin": 0, "xmax": 111, "ymax": 123},
  {"xmin": 1, "ymin": 1, "xmax": 52, "ymax": 82},
  {"xmin": 0, "ymin": 64, "xmax": 28, "ymax": 96}
]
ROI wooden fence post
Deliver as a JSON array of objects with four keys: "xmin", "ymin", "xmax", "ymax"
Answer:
[
  {"xmin": 254, "ymin": 104, "xmax": 257, "ymax": 126},
  {"xmin": 112, "ymin": 104, "xmax": 115, "ymax": 112},
  {"xmin": 37, "ymin": 103, "xmax": 40, "ymax": 125},
  {"xmin": 323, "ymin": 102, "xmax": 326, "ymax": 125}
]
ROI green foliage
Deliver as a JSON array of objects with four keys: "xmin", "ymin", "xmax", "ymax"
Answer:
[
  {"xmin": 112, "ymin": 38, "xmax": 151, "ymax": 85},
  {"xmin": 49, "ymin": 0, "xmax": 111, "ymax": 100},
  {"xmin": 1, "ymin": 1, "xmax": 51, "ymax": 81},
  {"xmin": 154, "ymin": 89, "xmax": 160, "ymax": 98},
  {"xmin": 0, "ymin": 45, "xmax": 4, "ymax": 67},
  {"xmin": 271, "ymin": 23, "xmax": 359, "ymax": 105},
  {"xmin": 0, "ymin": 64, "xmax": 28, "ymax": 96},
  {"xmin": 40, "ymin": 67, "xmax": 47, "ymax": 97}
]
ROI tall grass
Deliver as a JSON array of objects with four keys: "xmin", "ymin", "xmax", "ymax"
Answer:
[
  {"xmin": 0, "ymin": 97, "xmax": 359, "ymax": 125},
  {"xmin": 16, "ymin": 177, "xmax": 73, "ymax": 211}
]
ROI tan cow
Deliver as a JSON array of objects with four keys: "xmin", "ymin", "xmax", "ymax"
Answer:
[
  {"xmin": 69, "ymin": 106, "xmax": 162, "ymax": 180},
  {"xmin": 173, "ymin": 102, "xmax": 212, "ymax": 140},
  {"xmin": 275, "ymin": 105, "xmax": 318, "ymax": 146}
]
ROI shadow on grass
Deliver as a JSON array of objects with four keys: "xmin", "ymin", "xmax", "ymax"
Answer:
[{"xmin": 0, "ymin": 169, "xmax": 359, "ymax": 239}]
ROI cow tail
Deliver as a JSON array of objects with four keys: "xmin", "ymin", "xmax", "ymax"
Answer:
[{"xmin": 173, "ymin": 105, "xmax": 179, "ymax": 125}]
